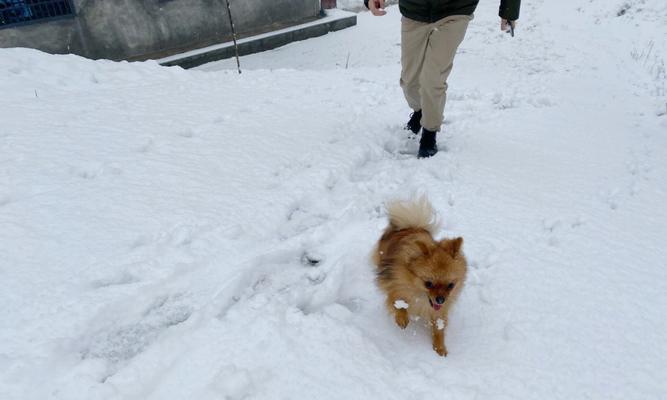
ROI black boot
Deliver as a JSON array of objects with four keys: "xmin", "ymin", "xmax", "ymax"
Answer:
[
  {"xmin": 406, "ymin": 110, "xmax": 422, "ymax": 134},
  {"xmin": 418, "ymin": 128, "xmax": 438, "ymax": 158}
]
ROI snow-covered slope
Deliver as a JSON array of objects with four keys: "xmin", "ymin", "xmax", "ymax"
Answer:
[{"xmin": 1, "ymin": 1, "xmax": 665, "ymax": 399}]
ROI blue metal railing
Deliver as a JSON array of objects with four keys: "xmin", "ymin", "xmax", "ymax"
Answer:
[{"xmin": 1, "ymin": 0, "xmax": 74, "ymax": 28}]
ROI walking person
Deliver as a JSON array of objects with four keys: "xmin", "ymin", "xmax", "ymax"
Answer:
[{"xmin": 365, "ymin": 0, "xmax": 521, "ymax": 158}]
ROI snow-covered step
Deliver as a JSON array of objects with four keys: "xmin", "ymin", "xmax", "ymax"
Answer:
[{"xmin": 157, "ymin": 9, "xmax": 357, "ymax": 69}]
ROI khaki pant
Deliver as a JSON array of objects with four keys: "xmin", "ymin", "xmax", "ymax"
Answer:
[{"xmin": 400, "ymin": 15, "xmax": 472, "ymax": 132}]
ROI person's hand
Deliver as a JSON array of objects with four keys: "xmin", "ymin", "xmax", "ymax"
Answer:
[
  {"xmin": 501, "ymin": 19, "xmax": 516, "ymax": 33},
  {"xmin": 368, "ymin": 0, "xmax": 387, "ymax": 16}
]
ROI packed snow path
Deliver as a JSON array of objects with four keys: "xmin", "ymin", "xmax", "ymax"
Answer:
[{"xmin": 1, "ymin": 1, "xmax": 666, "ymax": 399}]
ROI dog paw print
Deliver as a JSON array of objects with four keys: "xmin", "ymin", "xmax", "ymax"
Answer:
[
  {"xmin": 0, "ymin": 194, "xmax": 13, "ymax": 208},
  {"xmin": 305, "ymin": 270, "xmax": 327, "ymax": 285},
  {"xmin": 301, "ymin": 251, "xmax": 324, "ymax": 267},
  {"xmin": 541, "ymin": 216, "xmax": 585, "ymax": 247},
  {"xmin": 176, "ymin": 128, "xmax": 194, "ymax": 138}
]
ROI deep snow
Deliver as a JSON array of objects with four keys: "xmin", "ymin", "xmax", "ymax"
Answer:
[{"xmin": 1, "ymin": 1, "xmax": 666, "ymax": 399}]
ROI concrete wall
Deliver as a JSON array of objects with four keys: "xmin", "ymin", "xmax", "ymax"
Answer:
[{"xmin": 0, "ymin": 0, "xmax": 321, "ymax": 60}]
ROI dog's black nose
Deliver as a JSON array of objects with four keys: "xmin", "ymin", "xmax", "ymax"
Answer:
[{"xmin": 435, "ymin": 296, "xmax": 445, "ymax": 304}]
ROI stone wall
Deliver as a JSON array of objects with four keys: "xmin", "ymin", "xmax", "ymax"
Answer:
[{"xmin": 0, "ymin": 0, "xmax": 321, "ymax": 60}]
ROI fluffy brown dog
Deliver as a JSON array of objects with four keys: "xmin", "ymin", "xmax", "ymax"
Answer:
[{"xmin": 373, "ymin": 197, "xmax": 467, "ymax": 356}]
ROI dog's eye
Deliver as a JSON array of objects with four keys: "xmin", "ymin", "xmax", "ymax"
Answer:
[
  {"xmin": 447, "ymin": 282, "xmax": 455, "ymax": 290},
  {"xmin": 425, "ymin": 281, "xmax": 433, "ymax": 289}
]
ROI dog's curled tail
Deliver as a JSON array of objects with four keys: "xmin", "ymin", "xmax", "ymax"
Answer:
[{"xmin": 386, "ymin": 196, "xmax": 440, "ymax": 235}]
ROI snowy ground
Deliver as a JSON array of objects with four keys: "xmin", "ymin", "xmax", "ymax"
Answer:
[{"xmin": 1, "ymin": 1, "xmax": 666, "ymax": 399}]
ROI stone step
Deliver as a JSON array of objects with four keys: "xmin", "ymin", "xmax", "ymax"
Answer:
[{"xmin": 157, "ymin": 9, "xmax": 357, "ymax": 69}]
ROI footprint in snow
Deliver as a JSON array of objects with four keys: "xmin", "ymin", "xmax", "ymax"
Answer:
[
  {"xmin": 301, "ymin": 250, "xmax": 324, "ymax": 267},
  {"xmin": 541, "ymin": 216, "xmax": 585, "ymax": 246},
  {"xmin": 90, "ymin": 271, "xmax": 139, "ymax": 289},
  {"xmin": 0, "ymin": 195, "xmax": 13, "ymax": 207},
  {"xmin": 68, "ymin": 163, "xmax": 102, "ymax": 180},
  {"xmin": 279, "ymin": 204, "xmax": 330, "ymax": 239},
  {"xmin": 176, "ymin": 128, "xmax": 194, "ymax": 138},
  {"xmin": 601, "ymin": 188, "xmax": 621, "ymax": 211},
  {"xmin": 128, "ymin": 235, "xmax": 150, "ymax": 249},
  {"xmin": 137, "ymin": 137, "xmax": 154, "ymax": 153},
  {"xmin": 80, "ymin": 293, "xmax": 193, "ymax": 368}
]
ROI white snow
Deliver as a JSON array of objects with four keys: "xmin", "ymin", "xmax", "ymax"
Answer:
[
  {"xmin": 436, "ymin": 318, "xmax": 445, "ymax": 331},
  {"xmin": 1, "ymin": 1, "xmax": 666, "ymax": 399},
  {"xmin": 337, "ymin": 0, "xmax": 367, "ymax": 11},
  {"xmin": 394, "ymin": 300, "xmax": 409, "ymax": 309}
]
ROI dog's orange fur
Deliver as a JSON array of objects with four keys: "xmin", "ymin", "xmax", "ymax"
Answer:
[{"xmin": 373, "ymin": 197, "xmax": 467, "ymax": 356}]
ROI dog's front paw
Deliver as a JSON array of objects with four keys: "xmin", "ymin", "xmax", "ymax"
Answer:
[
  {"xmin": 433, "ymin": 345, "xmax": 448, "ymax": 357},
  {"xmin": 395, "ymin": 310, "xmax": 409, "ymax": 329}
]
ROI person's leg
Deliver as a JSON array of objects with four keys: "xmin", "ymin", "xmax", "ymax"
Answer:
[
  {"xmin": 400, "ymin": 17, "xmax": 431, "ymax": 113},
  {"xmin": 419, "ymin": 15, "xmax": 472, "ymax": 132}
]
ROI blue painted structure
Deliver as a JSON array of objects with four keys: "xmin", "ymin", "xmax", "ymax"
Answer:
[{"xmin": 0, "ymin": 0, "xmax": 74, "ymax": 27}]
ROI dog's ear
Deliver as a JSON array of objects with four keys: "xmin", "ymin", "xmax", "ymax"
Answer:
[
  {"xmin": 403, "ymin": 240, "xmax": 433, "ymax": 262},
  {"xmin": 441, "ymin": 237, "xmax": 463, "ymax": 257},
  {"xmin": 415, "ymin": 241, "xmax": 432, "ymax": 257}
]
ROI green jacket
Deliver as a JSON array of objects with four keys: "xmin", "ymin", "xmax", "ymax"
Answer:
[
  {"xmin": 498, "ymin": 0, "xmax": 521, "ymax": 21},
  {"xmin": 365, "ymin": 0, "xmax": 521, "ymax": 23}
]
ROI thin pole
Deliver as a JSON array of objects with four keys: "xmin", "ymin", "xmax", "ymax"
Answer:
[{"xmin": 223, "ymin": 0, "xmax": 241, "ymax": 74}]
